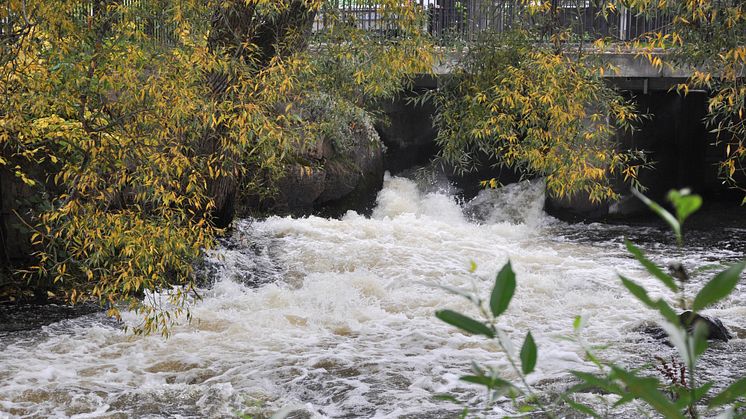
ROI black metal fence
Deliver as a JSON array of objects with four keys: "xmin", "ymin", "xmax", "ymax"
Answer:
[
  {"xmin": 316, "ymin": 0, "xmax": 673, "ymax": 42},
  {"xmin": 67, "ymin": 0, "xmax": 178, "ymax": 45},
  {"xmin": 2, "ymin": 0, "xmax": 674, "ymax": 46}
]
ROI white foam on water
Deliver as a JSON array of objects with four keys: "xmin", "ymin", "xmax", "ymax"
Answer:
[{"xmin": 0, "ymin": 175, "xmax": 743, "ymax": 418}]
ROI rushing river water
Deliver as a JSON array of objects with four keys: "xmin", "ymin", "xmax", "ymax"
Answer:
[{"xmin": 1, "ymin": 175, "xmax": 745, "ymax": 418}]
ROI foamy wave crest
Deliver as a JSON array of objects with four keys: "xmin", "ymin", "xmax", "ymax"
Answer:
[{"xmin": 1, "ymin": 176, "xmax": 743, "ymax": 418}]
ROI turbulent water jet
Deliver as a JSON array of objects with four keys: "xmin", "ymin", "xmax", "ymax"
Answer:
[{"xmin": 0, "ymin": 176, "xmax": 744, "ymax": 418}]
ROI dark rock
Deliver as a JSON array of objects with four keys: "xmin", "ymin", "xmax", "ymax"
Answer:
[
  {"xmin": 245, "ymin": 94, "xmax": 384, "ymax": 216},
  {"xmin": 636, "ymin": 322, "xmax": 671, "ymax": 342},
  {"xmin": 317, "ymin": 160, "xmax": 360, "ymax": 203},
  {"xmin": 637, "ymin": 311, "xmax": 733, "ymax": 344},
  {"xmin": 0, "ymin": 302, "xmax": 103, "ymax": 333},
  {"xmin": 544, "ymin": 191, "xmax": 610, "ymax": 222},
  {"xmin": 275, "ymin": 163, "xmax": 327, "ymax": 209},
  {"xmin": 678, "ymin": 310, "xmax": 732, "ymax": 342}
]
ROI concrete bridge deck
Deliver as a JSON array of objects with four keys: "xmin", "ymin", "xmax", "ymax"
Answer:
[{"xmin": 419, "ymin": 48, "xmax": 695, "ymax": 92}]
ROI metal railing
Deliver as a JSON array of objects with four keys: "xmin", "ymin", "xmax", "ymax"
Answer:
[
  {"xmin": 66, "ymin": 0, "xmax": 178, "ymax": 45},
  {"xmin": 2, "ymin": 0, "xmax": 674, "ymax": 47},
  {"xmin": 316, "ymin": 0, "xmax": 673, "ymax": 42}
]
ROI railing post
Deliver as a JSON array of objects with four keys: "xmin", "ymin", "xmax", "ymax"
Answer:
[{"xmin": 619, "ymin": 4, "xmax": 628, "ymax": 41}]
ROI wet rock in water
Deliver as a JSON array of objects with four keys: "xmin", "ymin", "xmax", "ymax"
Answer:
[
  {"xmin": 637, "ymin": 322, "xmax": 670, "ymax": 342},
  {"xmin": 678, "ymin": 310, "xmax": 732, "ymax": 342},
  {"xmin": 0, "ymin": 303, "xmax": 102, "ymax": 333},
  {"xmin": 639, "ymin": 311, "xmax": 733, "ymax": 343}
]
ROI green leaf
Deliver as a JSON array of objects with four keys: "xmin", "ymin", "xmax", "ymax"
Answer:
[
  {"xmin": 631, "ymin": 188, "xmax": 681, "ymax": 243},
  {"xmin": 517, "ymin": 405, "xmax": 535, "ymax": 413},
  {"xmin": 692, "ymin": 261, "xmax": 745, "ymax": 311},
  {"xmin": 609, "ymin": 366, "xmax": 686, "ymax": 419},
  {"xmin": 659, "ymin": 319, "xmax": 692, "ymax": 365},
  {"xmin": 461, "ymin": 373, "xmax": 514, "ymax": 391},
  {"xmin": 436, "ymin": 309, "xmax": 495, "ymax": 338},
  {"xmin": 709, "ymin": 378, "xmax": 746, "ymax": 407},
  {"xmin": 692, "ymin": 320, "xmax": 709, "ymax": 358},
  {"xmin": 561, "ymin": 397, "xmax": 601, "ymax": 418},
  {"xmin": 625, "ymin": 240, "xmax": 678, "ymax": 292},
  {"xmin": 490, "ymin": 261, "xmax": 516, "ymax": 317},
  {"xmin": 460, "ymin": 374, "xmax": 512, "ymax": 389},
  {"xmin": 520, "ymin": 331, "xmax": 537, "ymax": 375},
  {"xmin": 674, "ymin": 382, "xmax": 712, "ymax": 408},
  {"xmin": 619, "ymin": 275, "xmax": 679, "ymax": 324},
  {"xmin": 667, "ymin": 189, "xmax": 702, "ymax": 226},
  {"xmin": 468, "ymin": 260, "xmax": 477, "ymax": 273},
  {"xmin": 620, "ymin": 275, "xmax": 656, "ymax": 308},
  {"xmin": 612, "ymin": 394, "xmax": 635, "ymax": 408},
  {"xmin": 654, "ymin": 299, "xmax": 682, "ymax": 326},
  {"xmin": 572, "ymin": 315, "xmax": 583, "ymax": 332}
]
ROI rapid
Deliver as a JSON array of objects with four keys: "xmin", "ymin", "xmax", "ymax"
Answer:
[{"xmin": 1, "ymin": 174, "xmax": 744, "ymax": 418}]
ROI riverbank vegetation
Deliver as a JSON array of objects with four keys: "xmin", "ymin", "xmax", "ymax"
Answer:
[
  {"xmin": 432, "ymin": 29, "xmax": 648, "ymax": 203},
  {"xmin": 431, "ymin": 0, "xmax": 745, "ymax": 203},
  {"xmin": 1, "ymin": 0, "xmax": 744, "ymax": 336},
  {"xmin": 0, "ymin": 0, "xmax": 434, "ymax": 334}
]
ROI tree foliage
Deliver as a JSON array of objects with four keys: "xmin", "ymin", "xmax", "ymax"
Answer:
[
  {"xmin": 309, "ymin": 0, "xmax": 435, "ymax": 104},
  {"xmin": 433, "ymin": 25, "xmax": 646, "ymax": 202},
  {"xmin": 0, "ymin": 0, "xmax": 434, "ymax": 334},
  {"xmin": 434, "ymin": 0, "xmax": 746, "ymax": 202},
  {"xmin": 622, "ymin": 0, "xmax": 746, "ymax": 201}
]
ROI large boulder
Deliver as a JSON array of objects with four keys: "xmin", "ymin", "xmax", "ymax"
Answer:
[
  {"xmin": 247, "ymin": 94, "xmax": 384, "ymax": 215},
  {"xmin": 678, "ymin": 310, "xmax": 732, "ymax": 342},
  {"xmin": 639, "ymin": 310, "xmax": 733, "ymax": 343}
]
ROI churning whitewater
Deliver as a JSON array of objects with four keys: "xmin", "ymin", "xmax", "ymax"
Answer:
[{"xmin": 1, "ymin": 175, "xmax": 744, "ymax": 418}]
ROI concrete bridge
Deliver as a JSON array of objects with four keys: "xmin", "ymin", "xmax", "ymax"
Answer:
[{"xmin": 418, "ymin": 48, "xmax": 694, "ymax": 92}]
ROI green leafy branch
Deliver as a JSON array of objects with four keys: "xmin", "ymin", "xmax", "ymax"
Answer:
[{"xmin": 433, "ymin": 189, "xmax": 745, "ymax": 417}]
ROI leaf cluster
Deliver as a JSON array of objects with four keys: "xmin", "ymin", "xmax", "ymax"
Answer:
[
  {"xmin": 433, "ymin": 29, "xmax": 646, "ymax": 202},
  {"xmin": 432, "ymin": 190, "xmax": 746, "ymax": 417},
  {"xmin": 621, "ymin": 0, "xmax": 746, "ymax": 201},
  {"xmin": 0, "ymin": 0, "xmax": 435, "ymax": 334}
]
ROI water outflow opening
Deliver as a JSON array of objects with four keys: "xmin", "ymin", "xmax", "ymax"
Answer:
[{"xmin": 0, "ymin": 175, "xmax": 744, "ymax": 418}]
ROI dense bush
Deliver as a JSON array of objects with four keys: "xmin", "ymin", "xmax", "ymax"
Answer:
[
  {"xmin": 431, "ymin": 29, "xmax": 647, "ymax": 202},
  {"xmin": 0, "ymin": 0, "xmax": 434, "ymax": 334}
]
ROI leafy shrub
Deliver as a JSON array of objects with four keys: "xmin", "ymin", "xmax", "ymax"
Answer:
[
  {"xmin": 434, "ymin": 189, "xmax": 745, "ymax": 417},
  {"xmin": 0, "ymin": 0, "xmax": 435, "ymax": 334},
  {"xmin": 300, "ymin": 93, "xmax": 381, "ymax": 155},
  {"xmin": 430, "ymin": 29, "xmax": 648, "ymax": 203}
]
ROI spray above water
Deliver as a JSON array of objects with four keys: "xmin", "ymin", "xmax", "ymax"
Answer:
[
  {"xmin": 0, "ymin": 176, "xmax": 743, "ymax": 418},
  {"xmin": 463, "ymin": 178, "xmax": 548, "ymax": 227}
]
